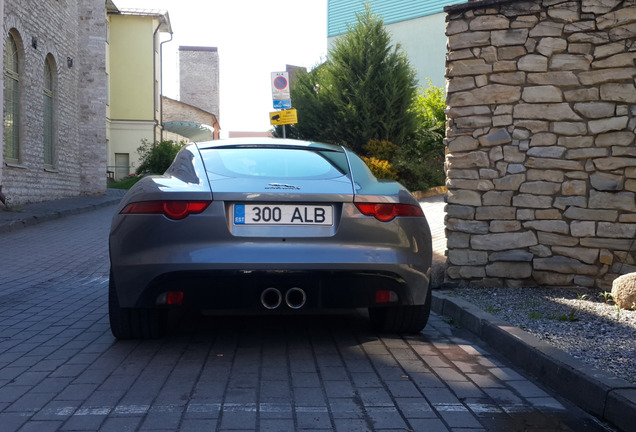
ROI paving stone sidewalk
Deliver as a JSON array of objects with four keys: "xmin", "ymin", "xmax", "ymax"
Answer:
[
  {"xmin": 0, "ymin": 189, "xmax": 633, "ymax": 431},
  {"xmin": 0, "ymin": 188, "xmax": 126, "ymax": 233}
]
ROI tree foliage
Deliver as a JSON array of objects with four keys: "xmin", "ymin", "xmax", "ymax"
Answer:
[
  {"xmin": 273, "ymin": 4, "xmax": 447, "ymax": 192},
  {"xmin": 359, "ymin": 83, "xmax": 447, "ymax": 191},
  {"xmin": 278, "ymin": 5, "xmax": 418, "ymax": 154},
  {"xmin": 136, "ymin": 139, "xmax": 185, "ymax": 175},
  {"xmin": 273, "ymin": 63, "xmax": 330, "ymax": 141},
  {"xmin": 413, "ymin": 80, "xmax": 446, "ymax": 153},
  {"xmin": 393, "ymin": 82, "xmax": 447, "ymax": 191}
]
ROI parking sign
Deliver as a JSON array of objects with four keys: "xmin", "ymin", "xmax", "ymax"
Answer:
[{"xmin": 271, "ymin": 71, "xmax": 291, "ymax": 101}]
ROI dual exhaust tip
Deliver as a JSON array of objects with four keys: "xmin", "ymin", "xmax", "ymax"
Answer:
[{"xmin": 261, "ymin": 287, "xmax": 307, "ymax": 310}]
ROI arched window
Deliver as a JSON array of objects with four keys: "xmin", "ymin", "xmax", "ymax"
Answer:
[
  {"xmin": 4, "ymin": 33, "xmax": 20, "ymax": 162},
  {"xmin": 43, "ymin": 57, "xmax": 54, "ymax": 167}
]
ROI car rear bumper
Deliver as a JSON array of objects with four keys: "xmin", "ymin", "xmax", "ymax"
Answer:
[
  {"xmin": 109, "ymin": 203, "xmax": 433, "ymax": 311},
  {"xmin": 112, "ymin": 268, "xmax": 430, "ymax": 311}
]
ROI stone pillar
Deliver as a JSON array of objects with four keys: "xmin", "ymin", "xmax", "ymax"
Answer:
[
  {"xmin": 77, "ymin": 0, "xmax": 107, "ymax": 195},
  {"xmin": 0, "ymin": 0, "xmax": 5, "ymax": 188}
]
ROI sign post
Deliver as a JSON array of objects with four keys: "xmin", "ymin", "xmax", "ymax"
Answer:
[{"xmin": 271, "ymin": 71, "xmax": 294, "ymax": 137}]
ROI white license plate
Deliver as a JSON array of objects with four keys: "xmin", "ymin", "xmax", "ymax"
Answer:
[{"xmin": 234, "ymin": 204, "xmax": 333, "ymax": 226}]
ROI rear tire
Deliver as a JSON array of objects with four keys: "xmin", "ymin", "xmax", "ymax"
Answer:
[
  {"xmin": 369, "ymin": 288, "xmax": 431, "ymax": 333},
  {"xmin": 108, "ymin": 269, "xmax": 166, "ymax": 339}
]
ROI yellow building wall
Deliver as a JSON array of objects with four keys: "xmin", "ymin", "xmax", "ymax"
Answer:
[
  {"xmin": 107, "ymin": 13, "xmax": 164, "ymax": 180},
  {"xmin": 109, "ymin": 14, "xmax": 155, "ymax": 121},
  {"xmin": 109, "ymin": 121, "xmax": 155, "ymax": 178}
]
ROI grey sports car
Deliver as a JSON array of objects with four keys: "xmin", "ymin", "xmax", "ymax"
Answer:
[{"xmin": 108, "ymin": 138, "xmax": 432, "ymax": 339}]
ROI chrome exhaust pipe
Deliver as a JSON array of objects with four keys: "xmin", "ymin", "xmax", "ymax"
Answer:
[
  {"xmin": 261, "ymin": 287, "xmax": 282, "ymax": 309},
  {"xmin": 285, "ymin": 287, "xmax": 307, "ymax": 309}
]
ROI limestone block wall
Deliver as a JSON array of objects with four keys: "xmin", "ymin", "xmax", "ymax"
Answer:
[
  {"xmin": 77, "ymin": 0, "xmax": 108, "ymax": 197},
  {"xmin": 444, "ymin": 0, "xmax": 636, "ymax": 290}
]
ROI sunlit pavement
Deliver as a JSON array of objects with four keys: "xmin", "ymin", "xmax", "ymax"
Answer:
[
  {"xmin": 420, "ymin": 194, "xmax": 447, "ymax": 288},
  {"xmin": 0, "ymin": 204, "xmax": 614, "ymax": 431}
]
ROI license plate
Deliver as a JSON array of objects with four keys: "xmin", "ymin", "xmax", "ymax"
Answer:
[{"xmin": 234, "ymin": 204, "xmax": 333, "ymax": 226}]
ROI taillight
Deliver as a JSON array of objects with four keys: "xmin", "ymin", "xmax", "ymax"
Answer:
[
  {"xmin": 166, "ymin": 291, "xmax": 184, "ymax": 305},
  {"xmin": 156, "ymin": 291, "xmax": 184, "ymax": 305},
  {"xmin": 355, "ymin": 203, "xmax": 424, "ymax": 222},
  {"xmin": 375, "ymin": 290, "xmax": 398, "ymax": 303},
  {"xmin": 121, "ymin": 200, "xmax": 212, "ymax": 220}
]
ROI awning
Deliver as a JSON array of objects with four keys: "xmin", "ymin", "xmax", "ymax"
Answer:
[{"xmin": 163, "ymin": 121, "xmax": 215, "ymax": 142}]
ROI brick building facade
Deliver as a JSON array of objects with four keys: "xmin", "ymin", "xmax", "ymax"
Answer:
[{"xmin": 1, "ymin": 0, "xmax": 107, "ymax": 206}]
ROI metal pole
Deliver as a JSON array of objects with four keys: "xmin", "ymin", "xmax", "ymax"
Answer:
[{"xmin": 282, "ymin": 124, "xmax": 286, "ymax": 139}]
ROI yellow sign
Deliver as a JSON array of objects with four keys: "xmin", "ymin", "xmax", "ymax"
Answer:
[{"xmin": 270, "ymin": 109, "xmax": 297, "ymax": 126}]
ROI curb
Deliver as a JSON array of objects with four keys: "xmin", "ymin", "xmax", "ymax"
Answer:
[
  {"xmin": 0, "ymin": 189, "xmax": 125, "ymax": 234},
  {"xmin": 432, "ymin": 290, "xmax": 636, "ymax": 432}
]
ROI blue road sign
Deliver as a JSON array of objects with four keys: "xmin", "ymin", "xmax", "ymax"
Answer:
[{"xmin": 273, "ymin": 99, "xmax": 292, "ymax": 109}]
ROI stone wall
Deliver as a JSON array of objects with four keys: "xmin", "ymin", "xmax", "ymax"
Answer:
[
  {"xmin": 178, "ymin": 46, "xmax": 220, "ymax": 123},
  {"xmin": 1, "ymin": 0, "xmax": 106, "ymax": 205},
  {"xmin": 77, "ymin": 0, "xmax": 108, "ymax": 196},
  {"xmin": 0, "ymin": 0, "xmax": 4, "ymax": 189},
  {"xmin": 444, "ymin": 0, "xmax": 636, "ymax": 290},
  {"xmin": 162, "ymin": 96, "xmax": 218, "ymax": 130},
  {"xmin": 162, "ymin": 96, "xmax": 220, "ymax": 141}
]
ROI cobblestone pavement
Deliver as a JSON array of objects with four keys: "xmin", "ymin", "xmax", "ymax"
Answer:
[{"xmin": 0, "ymin": 205, "xmax": 614, "ymax": 431}]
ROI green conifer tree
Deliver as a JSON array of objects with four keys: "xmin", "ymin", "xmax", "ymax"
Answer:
[{"xmin": 285, "ymin": 4, "xmax": 418, "ymax": 154}]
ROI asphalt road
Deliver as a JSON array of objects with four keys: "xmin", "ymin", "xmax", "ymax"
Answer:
[{"xmin": 0, "ymin": 205, "xmax": 614, "ymax": 431}]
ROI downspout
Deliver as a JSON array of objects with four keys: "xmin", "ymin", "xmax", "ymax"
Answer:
[
  {"xmin": 152, "ymin": 21, "xmax": 161, "ymax": 143},
  {"xmin": 152, "ymin": 19, "xmax": 172, "ymax": 142},
  {"xmin": 159, "ymin": 31, "xmax": 173, "ymax": 142}
]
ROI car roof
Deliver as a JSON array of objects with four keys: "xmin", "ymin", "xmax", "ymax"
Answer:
[{"xmin": 195, "ymin": 137, "xmax": 345, "ymax": 152}]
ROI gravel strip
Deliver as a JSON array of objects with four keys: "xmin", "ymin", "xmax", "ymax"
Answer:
[{"xmin": 449, "ymin": 286, "xmax": 636, "ymax": 384}]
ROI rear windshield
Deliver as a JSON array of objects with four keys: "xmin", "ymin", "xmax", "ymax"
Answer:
[{"xmin": 201, "ymin": 148, "xmax": 349, "ymax": 179}]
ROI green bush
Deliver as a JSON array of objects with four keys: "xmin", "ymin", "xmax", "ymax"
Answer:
[
  {"xmin": 361, "ymin": 139, "xmax": 399, "ymax": 180},
  {"xmin": 355, "ymin": 83, "xmax": 446, "ymax": 192},
  {"xmin": 362, "ymin": 156, "xmax": 399, "ymax": 180},
  {"xmin": 414, "ymin": 79, "xmax": 446, "ymax": 139},
  {"xmin": 108, "ymin": 174, "xmax": 142, "ymax": 190},
  {"xmin": 364, "ymin": 139, "xmax": 397, "ymax": 161},
  {"xmin": 393, "ymin": 139, "xmax": 446, "ymax": 191},
  {"xmin": 136, "ymin": 139, "xmax": 185, "ymax": 175},
  {"xmin": 395, "ymin": 81, "xmax": 446, "ymax": 191}
]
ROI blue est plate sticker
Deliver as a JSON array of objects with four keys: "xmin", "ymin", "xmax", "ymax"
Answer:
[{"xmin": 234, "ymin": 204, "xmax": 245, "ymax": 224}]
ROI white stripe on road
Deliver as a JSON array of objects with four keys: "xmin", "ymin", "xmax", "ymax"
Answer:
[
  {"xmin": 74, "ymin": 407, "xmax": 112, "ymax": 416},
  {"xmin": 31, "ymin": 399, "xmax": 565, "ymax": 418},
  {"xmin": 113, "ymin": 404, "xmax": 151, "ymax": 414}
]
